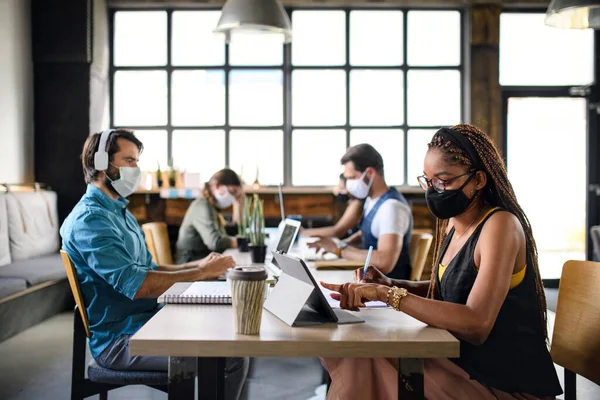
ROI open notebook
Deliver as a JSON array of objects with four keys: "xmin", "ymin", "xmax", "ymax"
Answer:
[{"xmin": 158, "ymin": 282, "xmax": 231, "ymax": 304}]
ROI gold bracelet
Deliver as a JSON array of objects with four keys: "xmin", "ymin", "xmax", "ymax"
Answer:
[{"xmin": 388, "ymin": 287, "xmax": 408, "ymax": 311}]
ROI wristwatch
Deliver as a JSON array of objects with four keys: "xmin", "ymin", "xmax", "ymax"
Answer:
[{"xmin": 335, "ymin": 241, "xmax": 348, "ymax": 258}]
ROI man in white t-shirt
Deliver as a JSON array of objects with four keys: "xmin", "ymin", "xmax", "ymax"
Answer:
[{"xmin": 309, "ymin": 144, "xmax": 413, "ymax": 279}]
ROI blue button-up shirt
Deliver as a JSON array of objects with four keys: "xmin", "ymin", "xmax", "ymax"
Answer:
[{"xmin": 60, "ymin": 185, "xmax": 159, "ymax": 359}]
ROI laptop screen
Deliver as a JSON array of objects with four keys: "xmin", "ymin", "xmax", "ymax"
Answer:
[{"xmin": 276, "ymin": 223, "xmax": 298, "ymax": 253}]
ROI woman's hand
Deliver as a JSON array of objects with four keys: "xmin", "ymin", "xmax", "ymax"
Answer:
[
  {"xmin": 320, "ymin": 281, "xmax": 389, "ymax": 311},
  {"xmin": 353, "ymin": 265, "xmax": 392, "ymax": 286}
]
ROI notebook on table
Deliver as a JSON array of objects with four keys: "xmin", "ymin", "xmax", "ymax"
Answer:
[{"xmin": 158, "ymin": 282, "xmax": 231, "ymax": 304}]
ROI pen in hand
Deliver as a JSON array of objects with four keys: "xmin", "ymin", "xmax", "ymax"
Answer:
[{"xmin": 363, "ymin": 245, "xmax": 373, "ymax": 280}]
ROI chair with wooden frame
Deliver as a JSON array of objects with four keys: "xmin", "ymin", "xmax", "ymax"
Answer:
[
  {"xmin": 409, "ymin": 231, "xmax": 434, "ymax": 281},
  {"xmin": 60, "ymin": 250, "xmax": 167, "ymax": 400},
  {"xmin": 550, "ymin": 260, "xmax": 600, "ymax": 399},
  {"xmin": 142, "ymin": 222, "xmax": 173, "ymax": 265}
]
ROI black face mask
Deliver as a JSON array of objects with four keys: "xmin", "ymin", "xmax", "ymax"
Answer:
[
  {"xmin": 425, "ymin": 173, "xmax": 476, "ymax": 219},
  {"xmin": 336, "ymin": 193, "xmax": 350, "ymax": 204}
]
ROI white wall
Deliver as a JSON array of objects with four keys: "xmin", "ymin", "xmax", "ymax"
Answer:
[{"xmin": 0, "ymin": 0, "xmax": 33, "ymax": 183}]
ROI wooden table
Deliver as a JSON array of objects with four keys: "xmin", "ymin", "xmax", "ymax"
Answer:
[{"xmin": 130, "ymin": 249, "xmax": 459, "ymax": 399}]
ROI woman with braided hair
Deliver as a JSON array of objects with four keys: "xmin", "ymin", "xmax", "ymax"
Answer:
[{"xmin": 320, "ymin": 124, "xmax": 562, "ymax": 399}]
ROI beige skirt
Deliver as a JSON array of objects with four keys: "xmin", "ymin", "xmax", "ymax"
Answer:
[{"xmin": 322, "ymin": 357, "xmax": 553, "ymax": 400}]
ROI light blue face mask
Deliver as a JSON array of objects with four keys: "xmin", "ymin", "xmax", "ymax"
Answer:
[{"xmin": 106, "ymin": 163, "xmax": 142, "ymax": 198}]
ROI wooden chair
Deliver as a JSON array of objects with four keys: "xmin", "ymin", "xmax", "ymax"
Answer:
[
  {"xmin": 550, "ymin": 260, "xmax": 600, "ymax": 399},
  {"xmin": 409, "ymin": 231, "xmax": 433, "ymax": 281},
  {"xmin": 142, "ymin": 222, "xmax": 173, "ymax": 265},
  {"xmin": 60, "ymin": 250, "xmax": 167, "ymax": 400}
]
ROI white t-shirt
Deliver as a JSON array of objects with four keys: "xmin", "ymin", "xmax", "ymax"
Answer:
[{"xmin": 363, "ymin": 196, "xmax": 411, "ymax": 239}]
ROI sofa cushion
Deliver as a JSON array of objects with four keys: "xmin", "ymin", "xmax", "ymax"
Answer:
[
  {"xmin": 0, "ymin": 194, "xmax": 10, "ymax": 266},
  {"xmin": 0, "ymin": 253, "xmax": 65, "ymax": 286},
  {"xmin": 6, "ymin": 191, "xmax": 59, "ymax": 261},
  {"xmin": 0, "ymin": 277, "xmax": 27, "ymax": 300}
]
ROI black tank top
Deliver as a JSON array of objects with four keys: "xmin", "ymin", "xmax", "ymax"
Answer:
[{"xmin": 436, "ymin": 208, "xmax": 562, "ymax": 396}]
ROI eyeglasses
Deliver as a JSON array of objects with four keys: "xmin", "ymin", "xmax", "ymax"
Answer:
[{"xmin": 417, "ymin": 172, "xmax": 474, "ymax": 193}]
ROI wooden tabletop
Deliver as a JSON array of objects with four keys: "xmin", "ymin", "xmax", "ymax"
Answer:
[{"xmin": 130, "ymin": 249, "xmax": 459, "ymax": 359}]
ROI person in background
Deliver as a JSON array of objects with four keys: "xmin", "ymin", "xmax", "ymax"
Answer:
[
  {"xmin": 301, "ymin": 173, "xmax": 363, "ymax": 239},
  {"xmin": 60, "ymin": 130, "xmax": 248, "ymax": 400},
  {"xmin": 309, "ymin": 144, "xmax": 413, "ymax": 279},
  {"xmin": 176, "ymin": 168, "xmax": 244, "ymax": 263},
  {"xmin": 320, "ymin": 124, "xmax": 562, "ymax": 399}
]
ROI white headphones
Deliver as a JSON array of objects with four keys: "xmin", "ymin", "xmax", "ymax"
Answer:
[{"xmin": 94, "ymin": 129, "xmax": 115, "ymax": 171}]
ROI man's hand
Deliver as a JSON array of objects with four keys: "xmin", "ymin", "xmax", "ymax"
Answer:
[
  {"xmin": 353, "ymin": 265, "xmax": 392, "ymax": 287},
  {"xmin": 320, "ymin": 281, "xmax": 389, "ymax": 311},
  {"xmin": 198, "ymin": 255, "xmax": 236, "ymax": 280},
  {"xmin": 307, "ymin": 237, "xmax": 338, "ymax": 254},
  {"xmin": 194, "ymin": 252, "xmax": 222, "ymax": 267}
]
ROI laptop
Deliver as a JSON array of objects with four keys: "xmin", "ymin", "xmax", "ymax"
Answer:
[
  {"xmin": 264, "ymin": 252, "xmax": 364, "ymax": 326},
  {"xmin": 266, "ymin": 218, "xmax": 301, "ymax": 277}
]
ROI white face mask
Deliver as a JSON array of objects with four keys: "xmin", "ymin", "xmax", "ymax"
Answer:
[
  {"xmin": 107, "ymin": 163, "xmax": 142, "ymax": 198},
  {"xmin": 345, "ymin": 170, "xmax": 373, "ymax": 200},
  {"xmin": 214, "ymin": 188, "xmax": 235, "ymax": 209}
]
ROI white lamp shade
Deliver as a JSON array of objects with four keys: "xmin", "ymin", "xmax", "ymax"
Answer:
[{"xmin": 545, "ymin": 0, "xmax": 600, "ymax": 29}]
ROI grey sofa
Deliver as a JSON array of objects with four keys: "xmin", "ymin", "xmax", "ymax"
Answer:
[{"xmin": 0, "ymin": 188, "xmax": 71, "ymax": 342}]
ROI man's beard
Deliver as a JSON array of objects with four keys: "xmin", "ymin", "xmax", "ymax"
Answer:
[{"xmin": 104, "ymin": 169, "xmax": 121, "ymax": 197}]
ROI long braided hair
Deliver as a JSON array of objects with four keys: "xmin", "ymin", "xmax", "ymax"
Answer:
[{"xmin": 426, "ymin": 124, "xmax": 548, "ymax": 339}]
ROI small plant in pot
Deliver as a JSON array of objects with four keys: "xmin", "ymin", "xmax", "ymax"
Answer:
[
  {"xmin": 168, "ymin": 167, "xmax": 178, "ymax": 188},
  {"xmin": 248, "ymin": 194, "xmax": 267, "ymax": 263},
  {"xmin": 236, "ymin": 195, "xmax": 251, "ymax": 252},
  {"xmin": 156, "ymin": 162, "xmax": 164, "ymax": 188}
]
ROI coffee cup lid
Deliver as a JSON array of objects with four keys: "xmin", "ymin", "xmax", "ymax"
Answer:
[{"xmin": 228, "ymin": 266, "xmax": 268, "ymax": 281}]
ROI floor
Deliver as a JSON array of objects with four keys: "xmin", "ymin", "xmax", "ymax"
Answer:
[{"xmin": 0, "ymin": 302, "xmax": 598, "ymax": 400}]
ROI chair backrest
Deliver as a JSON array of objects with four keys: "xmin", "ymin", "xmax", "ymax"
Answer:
[
  {"xmin": 550, "ymin": 260, "xmax": 600, "ymax": 385},
  {"xmin": 60, "ymin": 250, "xmax": 91, "ymax": 338},
  {"xmin": 590, "ymin": 226, "xmax": 600, "ymax": 261},
  {"xmin": 409, "ymin": 231, "xmax": 433, "ymax": 281},
  {"xmin": 142, "ymin": 222, "xmax": 173, "ymax": 265}
]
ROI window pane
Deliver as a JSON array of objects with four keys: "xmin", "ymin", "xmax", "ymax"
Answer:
[
  {"xmin": 407, "ymin": 129, "xmax": 436, "ymax": 186},
  {"xmin": 114, "ymin": 11, "xmax": 167, "ymax": 66},
  {"xmin": 350, "ymin": 130, "xmax": 404, "ymax": 185},
  {"xmin": 230, "ymin": 70, "xmax": 283, "ymax": 126},
  {"xmin": 172, "ymin": 130, "xmax": 225, "ymax": 182},
  {"xmin": 350, "ymin": 70, "xmax": 403, "ymax": 126},
  {"xmin": 407, "ymin": 70, "xmax": 461, "ymax": 126},
  {"xmin": 292, "ymin": 11, "xmax": 346, "ymax": 66},
  {"xmin": 500, "ymin": 13, "xmax": 594, "ymax": 85},
  {"xmin": 229, "ymin": 32, "xmax": 283, "ymax": 66},
  {"xmin": 408, "ymin": 11, "xmax": 461, "ymax": 66},
  {"xmin": 230, "ymin": 130, "xmax": 283, "ymax": 186},
  {"xmin": 114, "ymin": 71, "xmax": 167, "ymax": 126},
  {"xmin": 293, "ymin": 130, "xmax": 346, "ymax": 185},
  {"xmin": 292, "ymin": 70, "xmax": 346, "ymax": 126},
  {"xmin": 350, "ymin": 11, "xmax": 403, "ymax": 66},
  {"xmin": 135, "ymin": 130, "xmax": 168, "ymax": 172},
  {"xmin": 172, "ymin": 70, "xmax": 225, "ymax": 126},
  {"xmin": 172, "ymin": 11, "xmax": 224, "ymax": 66},
  {"xmin": 507, "ymin": 98, "xmax": 586, "ymax": 279}
]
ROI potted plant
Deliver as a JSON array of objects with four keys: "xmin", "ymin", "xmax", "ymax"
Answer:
[
  {"xmin": 236, "ymin": 195, "xmax": 250, "ymax": 252},
  {"xmin": 156, "ymin": 162, "xmax": 164, "ymax": 188},
  {"xmin": 168, "ymin": 167, "xmax": 178, "ymax": 188},
  {"xmin": 248, "ymin": 194, "xmax": 267, "ymax": 263}
]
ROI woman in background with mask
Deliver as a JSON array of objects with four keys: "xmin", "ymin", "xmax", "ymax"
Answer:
[
  {"xmin": 301, "ymin": 174, "xmax": 363, "ymax": 239},
  {"xmin": 175, "ymin": 168, "xmax": 244, "ymax": 263},
  {"xmin": 320, "ymin": 124, "xmax": 562, "ymax": 399}
]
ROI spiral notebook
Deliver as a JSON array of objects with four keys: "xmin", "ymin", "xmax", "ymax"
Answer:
[{"xmin": 158, "ymin": 282, "xmax": 231, "ymax": 304}]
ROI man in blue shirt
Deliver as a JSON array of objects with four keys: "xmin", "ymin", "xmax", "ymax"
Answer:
[{"xmin": 61, "ymin": 129, "xmax": 247, "ymax": 399}]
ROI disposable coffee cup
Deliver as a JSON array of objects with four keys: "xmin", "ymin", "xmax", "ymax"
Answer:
[{"xmin": 229, "ymin": 266, "xmax": 268, "ymax": 335}]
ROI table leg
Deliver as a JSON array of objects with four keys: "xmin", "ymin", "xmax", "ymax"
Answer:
[
  {"xmin": 197, "ymin": 357, "xmax": 226, "ymax": 400},
  {"xmin": 398, "ymin": 358, "xmax": 424, "ymax": 400},
  {"xmin": 168, "ymin": 356, "xmax": 196, "ymax": 400}
]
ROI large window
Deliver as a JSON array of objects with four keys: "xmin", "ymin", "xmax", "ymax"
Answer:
[
  {"xmin": 500, "ymin": 12, "xmax": 593, "ymax": 279},
  {"xmin": 110, "ymin": 9, "xmax": 464, "ymax": 186}
]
